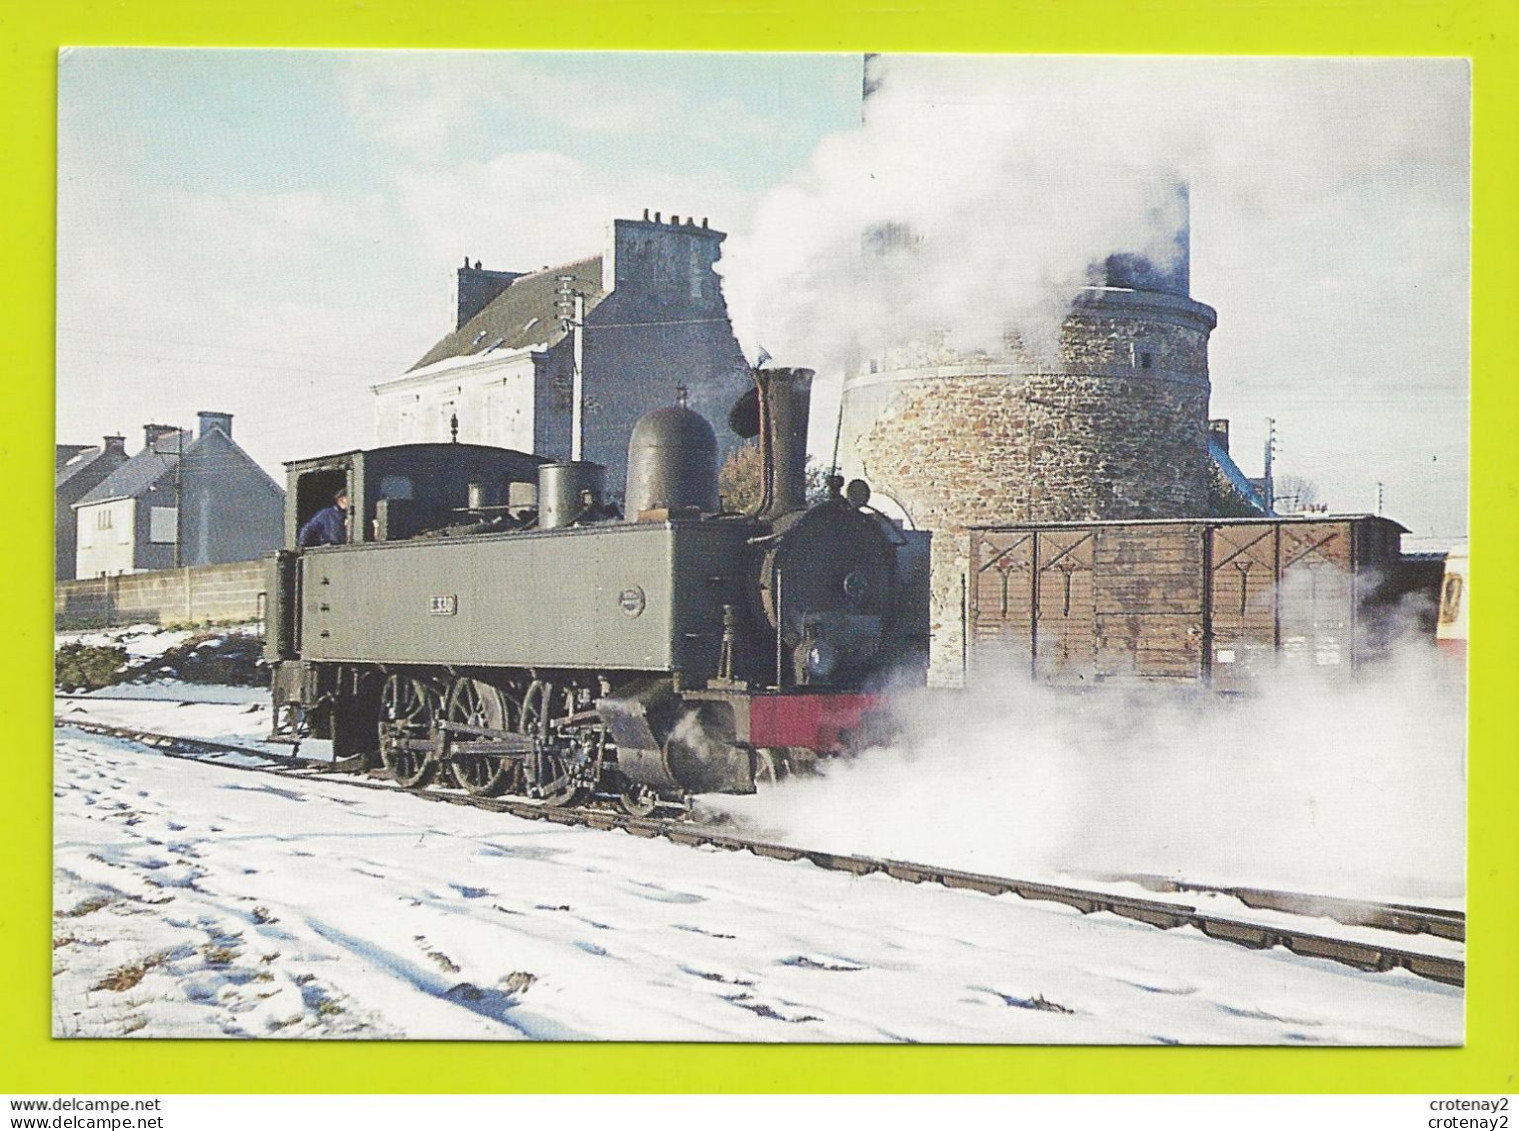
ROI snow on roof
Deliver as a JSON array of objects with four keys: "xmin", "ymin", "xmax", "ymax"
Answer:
[
  {"xmin": 75, "ymin": 449, "xmax": 178, "ymax": 507},
  {"xmin": 409, "ymin": 256, "xmax": 605, "ymax": 372},
  {"xmin": 56, "ymin": 445, "xmax": 107, "ymax": 490}
]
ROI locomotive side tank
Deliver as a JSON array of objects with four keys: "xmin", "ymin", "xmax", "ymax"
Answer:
[
  {"xmin": 294, "ymin": 519, "xmax": 749, "ymax": 674},
  {"xmin": 266, "ymin": 367, "xmax": 930, "ymax": 811}
]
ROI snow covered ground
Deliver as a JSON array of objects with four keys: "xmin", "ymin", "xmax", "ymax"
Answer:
[
  {"xmin": 52, "ymin": 626, "xmax": 1464, "ymax": 1043},
  {"xmin": 51, "ymin": 727, "xmax": 1461, "ymax": 1044}
]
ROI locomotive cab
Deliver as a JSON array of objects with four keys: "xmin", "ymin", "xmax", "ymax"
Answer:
[
  {"xmin": 267, "ymin": 441, "xmax": 548, "ymax": 746},
  {"xmin": 281, "ymin": 442, "xmax": 546, "ymax": 549}
]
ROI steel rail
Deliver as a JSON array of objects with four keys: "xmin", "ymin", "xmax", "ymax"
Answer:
[
  {"xmin": 1112, "ymin": 874, "xmax": 1464, "ymax": 942},
  {"xmin": 55, "ymin": 716, "xmax": 1466, "ymax": 987}
]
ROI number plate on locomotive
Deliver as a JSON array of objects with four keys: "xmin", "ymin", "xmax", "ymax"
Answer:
[{"xmin": 429, "ymin": 595, "xmax": 458, "ymax": 616}]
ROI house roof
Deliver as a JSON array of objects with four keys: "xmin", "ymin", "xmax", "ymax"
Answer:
[
  {"xmin": 56, "ymin": 443, "xmax": 93, "ymax": 471},
  {"xmin": 410, "ymin": 256, "xmax": 605, "ymax": 371},
  {"xmin": 75, "ymin": 426, "xmax": 284, "ymax": 511},
  {"xmin": 75, "ymin": 449, "xmax": 179, "ymax": 507},
  {"xmin": 56, "ymin": 446, "xmax": 107, "ymax": 490},
  {"xmin": 1208, "ymin": 436, "xmax": 1271, "ymax": 514}
]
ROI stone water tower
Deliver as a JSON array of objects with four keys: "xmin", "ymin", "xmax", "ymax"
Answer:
[{"xmin": 836, "ymin": 191, "xmax": 1218, "ymax": 684}]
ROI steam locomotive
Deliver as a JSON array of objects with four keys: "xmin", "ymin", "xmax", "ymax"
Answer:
[{"xmin": 264, "ymin": 368, "xmax": 931, "ymax": 814}]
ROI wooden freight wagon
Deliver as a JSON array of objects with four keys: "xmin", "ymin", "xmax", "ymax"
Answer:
[{"xmin": 965, "ymin": 516, "xmax": 1407, "ymax": 689}]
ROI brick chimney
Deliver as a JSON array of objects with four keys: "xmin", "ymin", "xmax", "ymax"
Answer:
[
  {"xmin": 144, "ymin": 423, "xmax": 180, "ymax": 451},
  {"xmin": 603, "ymin": 214, "xmax": 726, "ymax": 306},
  {"xmin": 1208, "ymin": 418, "xmax": 1230, "ymax": 453},
  {"xmin": 456, "ymin": 258, "xmax": 523, "ymax": 330},
  {"xmin": 103, "ymin": 435, "xmax": 126, "ymax": 454},
  {"xmin": 198, "ymin": 411, "xmax": 233, "ymax": 439}
]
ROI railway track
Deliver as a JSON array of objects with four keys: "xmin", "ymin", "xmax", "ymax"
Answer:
[
  {"xmin": 56, "ymin": 692, "xmax": 266, "ymax": 706},
  {"xmin": 56, "ymin": 715, "xmax": 1466, "ymax": 988}
]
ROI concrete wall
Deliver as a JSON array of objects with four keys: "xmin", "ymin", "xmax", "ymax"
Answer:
[{"xmin": 56, "ymin": 560, "xmax": 268, "ymax": 630}]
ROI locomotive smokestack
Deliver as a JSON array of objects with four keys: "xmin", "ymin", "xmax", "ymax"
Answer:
[{"xmin": 758, "ymin": 367, "xmax": 813, "ymax": 519}]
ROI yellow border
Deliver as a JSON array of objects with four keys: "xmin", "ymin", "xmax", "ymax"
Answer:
[{"xmin": 7, "ymin": 0, "xmax": 1516, "ymax": 1094}]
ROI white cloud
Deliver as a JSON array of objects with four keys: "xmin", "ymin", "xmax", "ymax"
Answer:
[
  {"xmin": 389, "ymin": 148, "xmax": 758, "ymax": 271},
  {"xmin": 56, "ymin": 161, "xmax": 431, "ymax": 473},
  {"xmin": 336, "ymin": 52, "xmax": 679, "ymax": 162}
]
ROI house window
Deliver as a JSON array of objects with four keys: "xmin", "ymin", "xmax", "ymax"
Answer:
[
  {"xmin": 150, "ymin": 507, "xmax": 178, "ymax": 544},
  {"xmin": 96, "ymin": 510, "xmax": 112, "ymax": 530}
]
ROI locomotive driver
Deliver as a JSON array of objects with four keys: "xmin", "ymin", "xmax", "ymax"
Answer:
[{"xmin": 298, "ymin": 490, "xmax": 349, "ymax": 547}]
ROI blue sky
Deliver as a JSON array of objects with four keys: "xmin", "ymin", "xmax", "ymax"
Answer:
[
  {"xmin": 61, "ymin": 50, "xmax": 862, "ymax": 195},
  {"xmin": 56, "ymin": 50, "xmax": 862, "ymax": 481},
  {"xmin": 56, "ymin": 52, "xmax": 1469, "ymax": 538}
]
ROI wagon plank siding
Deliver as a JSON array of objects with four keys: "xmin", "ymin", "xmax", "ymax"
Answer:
[
  {"xmin": 1091, "ymin": 523, "xmax": 1205, "ymax": 683},
  {"xmin": 968, "ymin": 516, "xmax": 1405, "ymax": 690},
  {"xmin": 1034, "ymin": 532, "xmax": 1096, "ymax": 682},
  {"xmin": 969, "ymin": 533, "xmax": 1037, "ymax": 674}
]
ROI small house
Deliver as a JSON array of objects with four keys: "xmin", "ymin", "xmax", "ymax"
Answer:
[{"xmin": 73, "ymin": 412, "xmax": 284, "ymax": 577}]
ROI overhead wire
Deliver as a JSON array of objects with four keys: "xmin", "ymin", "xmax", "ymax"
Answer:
[
  {"xmin": 55, "ymin": 344, "xmax": 394, "ymax": 382},
  {"xmin": 54, "ymin": 326, "xmax": 404, "ymax": 367}
]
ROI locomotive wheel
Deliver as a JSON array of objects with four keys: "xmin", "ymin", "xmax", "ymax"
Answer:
[
  {"xmin": 619, "ymin": 784, "xmax": 660, "ymax": 817},
  {"xmin": 447, "ymin": 677, "xmax": 520, "ymax": 797},
  {"xmin": 379, "ymin": 675, "xmax": 440, "ymax": 789},
  {"xmin": 522, "ymin": 680, "xmax": 591, "ymax": 808},
  {"xmin": 753, "ymin": 748, "xmax": 781, "ymax": 788}
]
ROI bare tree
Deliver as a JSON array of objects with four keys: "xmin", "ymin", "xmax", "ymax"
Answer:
[
  {"xmin": 1272, "ymin": 472, "xmax": 1322, "ymax": 513},
  {"xmin": 718, "ymin": 442, "xmax": 830, "ymax": 513}
]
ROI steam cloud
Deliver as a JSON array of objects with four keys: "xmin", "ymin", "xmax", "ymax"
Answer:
[
  {"xmin": 705, "ymin": 55, "xmax": 1467, "ymax": 900},
  {"xmin": 711, "ymin": 624, "xmax": 1465, "ymax": 902}
]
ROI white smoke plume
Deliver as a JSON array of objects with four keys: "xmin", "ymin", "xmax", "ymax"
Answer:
[
  {"xmin": 718, "ymin": 56, "xmax": 1198, "ymax": 372},
  {"xmin": 716, "ymin": 55, "xmax": 1467, "ymax": 380}
]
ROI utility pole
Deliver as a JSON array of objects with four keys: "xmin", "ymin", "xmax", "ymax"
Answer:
[
  {"xmin": 173, "ymin": 427, "xmax": 183, "ymax": 569},
  {"xmin": 572, "ymin": 290, "xmax": 585, "ymax": 461},
  {"xmin": 556, "ymin": 275, "xmax": 587, "ymax": 462},
  {"xmin": 1263, "ymin": 417, "xmax": 1276, "ymax": 512}
]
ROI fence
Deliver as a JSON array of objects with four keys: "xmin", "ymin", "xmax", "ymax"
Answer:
[{"xmin": 56, "ymin": 560, "xmax": 266, "ymax": 630}]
